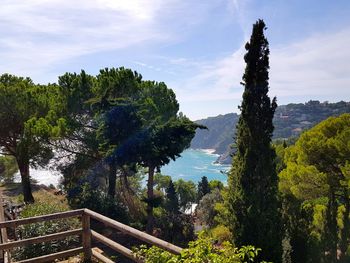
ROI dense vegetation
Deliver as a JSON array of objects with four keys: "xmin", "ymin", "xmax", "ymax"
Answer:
[
  {"xmin": 135, "ymin": 233, "xmax": 266, "ymax": 263},
  {"xmin": 279, "ymin": 113, "xmax": 350, "ymax": 262},
  {"xmin": 12, "ymin": 190, "xmax": 80, "ymax": 260},
  {"xmin": 191, "ymin": 101, "xmax": 350, "ymax": 163},
  {"xmin": 0, "ymin": 18, "xmax": 349, "ymax": 263}
]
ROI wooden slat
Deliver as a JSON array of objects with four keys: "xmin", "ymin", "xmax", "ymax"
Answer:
[
  {"xmin": 14, "ymin": 247, "xmax": 84, "ymax": 263},
  {"xmin": 92, "ymin": 249, "xmax": 114, "ymax": 263},
  {"xmin": 82, "ymin": 213, "xmax": 92, "ymax": 261},
  {"xmin": 4, "ymin": 210, "xmax": 13, "ymax": 221},
  {"xmin": 0, "ymin": 192, "xmax": 10, "ymax": 263},
  {"xmin": 85, "ymin": 209, "xmax": 182, "ymax": 255},
  {"xmin": 0, "ymin": 209, "xmax": 84, "ymax": 229},
  {"xmin": 91, "ymin": 230, "xmax": 144, "ymax": 263},
  {"xmin": 0, "ymin": 228, "xmax": 82, "ymax": 250}
]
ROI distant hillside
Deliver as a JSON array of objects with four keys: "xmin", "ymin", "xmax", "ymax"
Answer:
[
  {"xmin": 191, "ymin": 113, "xmax": 239, "ymax": 154},
  {"xmin": 191, "ymin": 100, "xmax": 350, "ymax": 163}
]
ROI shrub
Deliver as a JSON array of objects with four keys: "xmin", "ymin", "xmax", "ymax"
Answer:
[
  {"xmin": 67, "ymin": 182, "xmax": 129, "ymax": 223},
  {"xmin": 210, "ymin": 225, "xmax": 232, "ymax": 244},
  {"xmin": 134, "ymin": 233, "xmax": 268, "ymax": 263},
  {"xmin": 12, "ymin": 190, "xmax": 80, "ymax": 261},
  {"xmin": 155, "ymin": 213, "xmax": 195, "ymax": 247}
]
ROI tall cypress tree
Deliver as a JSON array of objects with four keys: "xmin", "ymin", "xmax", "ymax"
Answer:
[
  {"xmin": 197, "ymin": 176, "xmax": 210, "ymax": 202},
  {"xmin": 227, "ymin": 20, "xmax": 281, "ymax": 262},
  {"xmin": 165, "ymin": 180, "xmax": 180, "ymax": 214}
]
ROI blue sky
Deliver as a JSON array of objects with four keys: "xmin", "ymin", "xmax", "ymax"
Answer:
[{"xmin": 1, "ymin": 0, "xmax": 350, "ymax": 120}]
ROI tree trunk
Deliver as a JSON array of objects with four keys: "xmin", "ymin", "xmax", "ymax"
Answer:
[
  {"xmin": 108, "ymin": 162, "xmax": 117, "ymax": 199},
  {"xmin": 17, "ymin": 159, "xmax": 34, "ymax": 204},
  {"xmin": 340, "ymin": 189, "xmax": 350, "ymax": 262},
  {"xmin": 325, "ymin": 190, "xmax": 338, "ymax": 263},
  {"xmin": 146, "ymin": 165, "xmax": 155, "ymax": 234}
]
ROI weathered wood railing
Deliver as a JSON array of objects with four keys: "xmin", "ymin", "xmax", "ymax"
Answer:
[{"xmin": 0, "ymin": 208, "xmax": 183, "ymax": 263}]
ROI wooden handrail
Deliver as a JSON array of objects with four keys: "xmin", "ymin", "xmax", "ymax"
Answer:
[
  {"xmin": 0, "ymin": 208, "xmax": 183, "ymax": 262},
  {"xmin": 85, "ymin": 208, "xmax": 183, "ymax": 255},
  {"xmin": 13, "ymin": 247, "xmax": 84, "ymax": 263},
  {"xmin": 91, "ymin": 230, "xmax": 144, "ymax": 263},
  {"xmin": 0, "ymin": 192, "xmax": 10, "ymax": 263},
  {"xmin": 0, "ymin": 209, "xmax": 84, "ymax": 229},
  {"xmin": 92, "ymin": 249, "xmax": 114, "ymax": 263},
  {"xmin": 0, "ymin": 229, "xmax": 82, "ymax": 251}
]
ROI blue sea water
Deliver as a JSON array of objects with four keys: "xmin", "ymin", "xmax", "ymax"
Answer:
[
  {"xmin": 161, "ymin": 149, "xmax": 230, "ymax": 184},
  {"xmin": 27, "ymin": 149, "xmax": 230, "ymax": 187}
]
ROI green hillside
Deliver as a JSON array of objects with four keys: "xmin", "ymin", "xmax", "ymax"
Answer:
[{"xmin": 191, "ymin": 100, "xmax": 350, "ymax": 163}]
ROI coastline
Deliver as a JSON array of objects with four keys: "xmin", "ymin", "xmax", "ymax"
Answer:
[{"xmin": 197, "ymin": 148, "xmax": 219, "ymax": 156}]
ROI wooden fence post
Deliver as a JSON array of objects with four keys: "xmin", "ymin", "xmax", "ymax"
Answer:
[
  {"xmin": 0, "ymin": 191, "xmax": 9, "ymax": 263},
  {"xmin": 82, "ymin": 211, "xmax": 92, "ymax": 262}
]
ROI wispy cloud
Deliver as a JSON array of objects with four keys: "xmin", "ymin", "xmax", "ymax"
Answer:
[
  {"xmin": 1, "ymin": 0, "xmax": 349, "ymax": 120},
  {"xmin": 270, "ymin": 28, "xmax": 350, "ymax": 99},
  {"xmin": 172, "ymin": 26, "xmax": 350, "ymax": 106},
  {"xmin": 173, "ymin": 47, "xmax": 245, "ymax": 102},
  {"xmin": 0, "ymin": 0, "xmax": 170, "ymax": 80},
  {"xmin": 0, "ymin": 0, "xmax": 221, "ymax": 81}
]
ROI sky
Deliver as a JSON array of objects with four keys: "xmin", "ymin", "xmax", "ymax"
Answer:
[{"xmin": 1, "ymin": 0, "xmax": 350, "ymax": 120}]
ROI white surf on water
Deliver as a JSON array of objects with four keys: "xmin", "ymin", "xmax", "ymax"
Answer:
[
  {"xmin": 15, "ymin": 149, "xmax": 230, "ymax": 187},
  {"xmin": 14, "ymin": 169, "xmax": 61, "ymax": 187},
  {"xmin": 161, "ymin": 149, "xmax": 230, "ymax": 184}
]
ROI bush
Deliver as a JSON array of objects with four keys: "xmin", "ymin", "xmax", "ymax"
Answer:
[
  {"xmin": 12, "ymin": 190, "xmax": 80, "ymax": 261},
  {"xmin": 155, "ymin": 213, "xmax": 195, "ymax": 247},
  {"xmin": 210, "ymin": 225, "xmax": 232, "ymax": 244},
  {"xmin": 134, "ymin": 233, "xmax": 268, "ymax": 263},
  {"xmin": 196, "ymin": 189, "xmax": 222, "ymax": 227},
  {"xmin": 67, "ymin": 182, "xmax": 129, "ymax": 223},
  {"xmin": 0, "ymin": 156, "xmax": 18, "ymax": 184}
]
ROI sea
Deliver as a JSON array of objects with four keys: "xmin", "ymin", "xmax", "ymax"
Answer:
[
  {"xmin": 24, "ymin": 149, "xmax": 230, "ymax": 187},
  {"xmin": 161, "ymin": 149, "xmax": 230, "ymax": 184}
]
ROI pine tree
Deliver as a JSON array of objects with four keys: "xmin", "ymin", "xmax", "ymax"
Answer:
[
  {"xmin": 227, "ymin": 19, "xmax": 281, "ymax": 262},
  {"xmin": 165, "ymin": 180, "xmax": 180, "ymax": 214},
  {"xmin": 197, "ymin": 176, "xmax": 210, "ymax": 202}
]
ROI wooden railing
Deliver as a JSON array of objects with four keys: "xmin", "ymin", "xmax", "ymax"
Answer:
[{"xmin": 0, "ymin": 208, "xmax": 183, "ymax": 263}]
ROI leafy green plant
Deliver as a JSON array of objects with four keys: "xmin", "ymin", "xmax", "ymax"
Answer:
[
  {"xmin": 210, "ymin": 225, "xmax": 232, "ymax": 244},
  {"xmin": 134, "ymin": 233, "xmax": 269, "ymax": 263},
  {"xmin": 67, "ymin": 182, "xmax": 129, "ymax": 223},
  {"xmin": 12, "ymin": 191, "xmax": 80, "ymax": 260}
]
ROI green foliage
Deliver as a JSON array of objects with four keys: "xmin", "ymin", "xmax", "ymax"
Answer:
[
  {"xmin": 12, "ymin": 191, "xmax": 80, "ymax": 260},
  {"xmin": 155, "ymin": 212, "xmax": 195, "ymax": 247},
  {"xmin": 154, "ymin": 179, "xmax": 195, "ymax": 246},
  {"xmin": 226, "ymin": 20, "xmax": 281, "ymax": 262},
  {"xmin": 134, "ymin": 234, "xmax": 267, "ymax": 263},
  {"xmin": 56, "ymin": 67, "xmax": 202, "ymax": 234},
  {"xmin": 209, "ymin": 180, "xmax": 224, "ymax": 191},
  {"xmin": 197, "ymin": 189, "xmax": 222, "ymax": 227},
  {"xmin": 165, "ymin": 180, "xmax": 180, "ymax": 213},
  {"xmin": 197, "ymin": 176, "xmax": 210, "ymax": 202},
  {"xmin": 209, "ymin": 225, "xmax": 232, "ymax": 244},
  {"xmin": 174, "ymin": 179, "xmax": 197, "ymax": 211},
  {"xmin": 0, "ymin": 74, "xmax": 66, "ymax": 202},
  {"xmin": 155, "ymin": 173, "xmax": 172, "ymax": 193},
  {"xmin": 68, "ymin": 182, "xmax": 129, "ymax": 223},
  {"xmin": 279, "ymin": 113, "xmax": 350, "ymax": 262},
  {"xmin": 0, "ymin": 156, "xmax": 18, "ymax": 183}
]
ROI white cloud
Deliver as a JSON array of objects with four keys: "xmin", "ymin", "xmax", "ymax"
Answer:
[
  {"xmin": 0, "ymin": 0, "xmax": 179, "ymax": 80},
  {"xmin": 173, "ymin": 27, "xmax": 350, "ymax": 105},
  {"xmin": 0, "ymin": 0, "xmax": 224, "ymax": 82},
  {"xmin": 270, "ymin": 28, "xmax": 350, "ymax": 99},
  {"xmin": 170, "ymin": 45, "xmax": 246, "ymax": 103}
]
